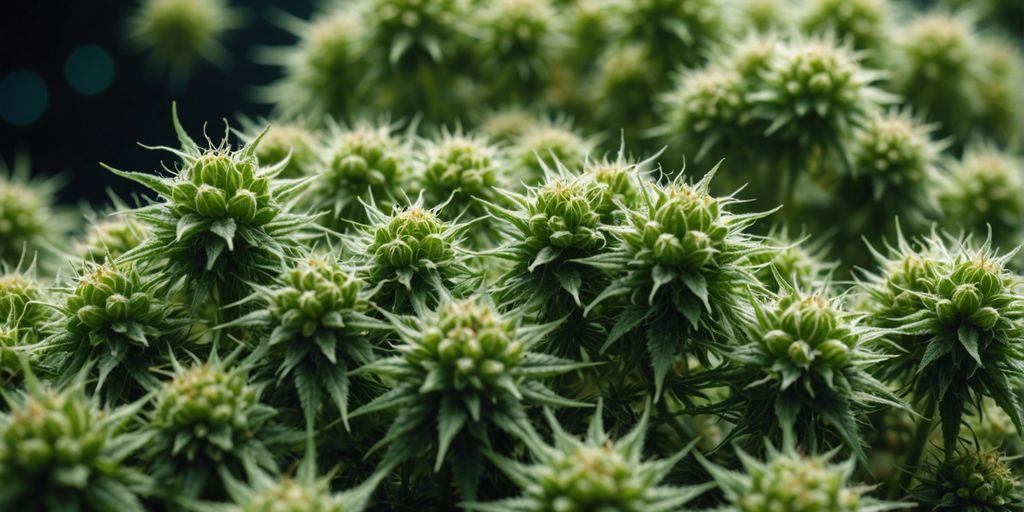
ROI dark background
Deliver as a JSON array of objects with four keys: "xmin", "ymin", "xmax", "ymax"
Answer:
[{"xmin": 0, "ymin": 0, "xmax": 316, "ymax": 206}]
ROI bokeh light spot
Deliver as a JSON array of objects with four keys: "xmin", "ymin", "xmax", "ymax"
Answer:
[
  {"xmin": 64, "ymin": 45, "xmax": 116, "ymax": 96},
  {"xmin": 0, "ymin": 70, "xmax": 49, "ymax": 126}
]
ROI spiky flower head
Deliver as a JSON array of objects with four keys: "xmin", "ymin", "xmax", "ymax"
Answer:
[
  {"xmin": 144, "ymin": 356, "xmax": 286, "ymax": 498},
  {"xmin": 590, "ymin": 43, "xmax": 661, "ymax": 133},
  {"xmin": 0, "ymin": 156, "xmax": 70, "ymax": 269},
  {"xmin": 613, "ymin": 0, "xmax": 728, "ymax": 69},
  {"xmin": 701, "ymin": 443, "xmax": 910, "ymax": 512},
  {"xmin": 850, "ymin": 110, "xmax": 941, "ymax": 201},
  {"xmin": 584, "ymin": 169, "xmax": 774, "ymax": 395},
  {"xmin": 468, "ymin": 402, "xmax": 711, "ymax": 512},
  {"xmin": 126, "ymin": 0, "xmax": 242, "ymax": 80},
  {"xmin": 351, "ymin": 296, "xmax": 585, "ymax": 497},
  {"xmin": 418, "ymin": 129, "xmax": 503, "ymax": 223},
  {"xmin": 352, "ymin": 201, "xmax": 470, "ymax": 312},
  {"xmin": 511, "ymin": 121, "xmax": 591, "ymax": 184},
  {"xmin": 489, "ymin": 172, "xmax": 610, "ymax": 313},
  {"xmin": 73, "ymin": 215, "xmax": 150, "ymax": 263},
  {"xmin": 661, "ymin": 64, "xmax": 750, "ymax": 163},
  {"xmin": 890, "ymin": 12, "xmax": 979, "ymax": 143},
  {"xmin": 973, "ymin": 37, "xmax": 1024, "ymax": 146},
  {"xmin": 724, "ymin": 287, "xmax": 902, "ymax": 456},
  {"xmin": 749, "ymin": 36, "xmax": 889, "ymax": 166},
  {"xmin": 224, "ymin": 255, "xmax": 383, "ymax": 430},
  {"xmin": 222, "ymin": 466, "xmax": 380, "ymax": 512},
  {"xmin": 257, "ymin": 8, "xmax": 366, "ymax": 118},
  {"xmin": 738, "ymin": 0, "xmax": 793, "ymax": 33},
  {"xmin": 43, "ymin": 260, "xmax": 183, "ymax": 403},
  {"xmin": 861, "ymin": 234, "xmax": 1024, "ymax": 457},
  {"xmin": 751, "ymin": 231, "xmax": 834, "ymax": 291},
  {"xmin": 798, "ymin": 0, "xmax": 893, "ymax": 57},
  {"xmin": 473, "ymin": 0, "xmax": 559, "ymax": 98},
  {"xmin": 582, "ymin": 152, "xmax": 646, "ymax": 218},
  {"xmin": 659, "ymin": 34, "xmax": 778, "ymax": 165},
  {"xmin": 477, "ymin": 107, "xmax": 538, "ymax": 144},
  {"xmin": 362, "ymin": 0, "xmax": 466, "ymax": 69},
  {"xmin": 913, "ymin": 449, "xmax": 1024, "ymax": 510},
  {"xmin": 0, "ymin": 267, "xmax": 49, "ymax": 341},
  {"xmin": 0, "ymin": 382, "xmax": 151, "ymax": 510},
  {"xmin": 938, "ymin": 147, "xmax": 1023, "ymax": 251},
  {"xmin": 240, "ymin": 120, "xmax": 319, "ymax": 180},
  {"xmin": 107, "ymin": 106, "xmax": 313, "ymax": 308},
  {"xmin": 311, "ymin": 121, "xmax": 411, "ymax": 225}
]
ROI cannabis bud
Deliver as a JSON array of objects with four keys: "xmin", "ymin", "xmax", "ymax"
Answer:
[
  {"xmin": 225, "ymin": 256, "xmax": 382, "ymax": 430},
  {"xmin": 701, "ymin": 443, "xmax": 908, "ymax": 511},
  {"xmin": 585, "ymin": 170, "xmax": 773, "ymax": 395},
  {"xmin": 352, "ymin": 202, "xmax": 469, "ymax": 312},
  {"xmin": 469, "ymin": 402, "xmax": 711, "ymax": 511},
  {"xmin": 938, "ymin": 147, "xmax": 1023, "ymax": 251},
  {"xmin": 73, "ymin": 216, "xmax": 150, "ymax": 263},
  {"xmin": 511, "ymin": 122, "xmax": 591, "ymax": 182},
  {"xmin": 127, "ymin": 0, "xmax": 242, "ymax": 79},
  {"xmin": 353, "ymin": 297, "xmax": 583, "ymax": 497},
  {"xmin": 0, "ymin": 269, "xmax": 50, "ymax": 341},
  {"xmin": 0, "ymin": 158, "xmax": 69, "ymax": 269},
  {"xmin": 0, "ymin": 385, "xmax": 151, "ymax": 510},
  {"xmin": 312, "ymin": 122, "xmax": 410, "ymax": 224},
  {"xmin": 913, "ymin": 450, "xmax": 1024, "ymax": 510},
  {"xmin": 419, "ymin": 130, "xmax": 502, "ymax": 223},
  {"xmin": 862, "ymin": 235, "xmax": 1024, "ymax": 457},
  {"xmin": 724, "ymin": 288, "xmax": 900, "ymax": 455},
  {"xmin": 43, "ymin": 261, "xmax": 181, "ymax": 402},
  {"xmin": 144, "ymin": 358, "xmax": 284, "ymax": 498},
  {"xmin": 107, "ymin": 106, "xmax": 313, "ymax": 308}
]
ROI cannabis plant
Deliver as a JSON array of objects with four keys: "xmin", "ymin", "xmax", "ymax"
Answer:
[
  {"xmin": 417, "ymin": 129, "xmax": 504, "ymax": 229},
  {"xmin": 0, "ymin": 378, "xmax": 151, "ymax": 511},
  {"xmin": 488, "ymin": 169, "xmax": 615, "ymax": 353},
  {"xmin": 583, "ymin": 169, "xmax": 774, "ymax": 395},
  {"xmin": 106, "ymin": 106, "xmax": 313, "ymax": 309},
  {"xmin": 351, "ymin": 296, "xmax": 587, "ymax": 498},
  {"xmin": 309, "ymin": 120, "xmax": 412, "ymax": 226},
  {"xmin": 0, "ymin": 156, "xmax": 72, "ymax": 269},
  {"xmin": 40, "ymin": 260, "xmax": 185, "ymax": 403},
  {"xmin": 347, "ymin": 201, "xmax": 471, "ymax": 313},
  {"xmin": 701, "ymin": 441, "xmax": 911, "ymax": 511},
  {"xmin": 256, "ymin": 7, "xmax": 367, "ymax": 118},
  {"xmin": 912, "ymin": 449, "xmax": 1024, "ymax": 510},
  {"xmin": 705, "ymin": 286, "xmax": 903, "ymax": 458},
  {"xmin": 467, "ymin": 402, "xmax": 712, "ymax": 511},
  {"xmin": 73, "ymin": 214, "xmax": 150, "ymax": 263},
  {"xmin": 126, "ymin": 0, "xmax": 242, "ymax": 80},
  {"xmin": 217, "ymin": 457, "xmax": 382, "ymax": 512},
  {"xmin": 861, "ymin": 234, "xmax": 1024, "ymax": 458},
  {"xmin": 142, "ymin": 354, "xmax": 299, "ymax": 500},
  {"xmin": 937, "ymin": 147, "xmax": 1024, "ymax": 252},
  {"xmin": 223, "ymin": 255, "xmax": 385, "ymax": 431}
]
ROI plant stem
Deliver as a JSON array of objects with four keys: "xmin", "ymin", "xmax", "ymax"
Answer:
[{"xmin": 889, "ymin": 394, "xmax": 937, "ymax": 499}]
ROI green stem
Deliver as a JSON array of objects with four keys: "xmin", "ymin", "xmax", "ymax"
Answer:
[{"xmin": 890, "ymin": 394, "xmax": 937, "ymax": 499}]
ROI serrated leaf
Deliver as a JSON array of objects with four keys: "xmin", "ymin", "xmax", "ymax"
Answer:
[
  {"xmin": 957, "ymin": 324, "xmax": 982, "ymax": 367},
  {"xmin": 556, "ymin": 269, "xmax": 582, "ymax": 306},
  {"xmin": 314, "ymin": 331, "xmax": 337, "ymax": 364},
  {"xmin": 322, "ymin": 363, "xmax": 350, "ymax": 430},
  {"xmin": 436, "ymin": 394, "xmax": 468, "ymax": 471},
  {"xmin": 295, "ymin": 367, "xmax": 322, "ymax": 431},
  {"xmin": 602, "ymin": 305, "xmax": 648, "ymax": 352},
  {"xmin": 680, "ymin": 272, "xmax": 710, "ymax": 311},
  {"xmin": 939, "ymin": 392, "xmax": 964, "ymax": 459},
  {"xmin": 647, "ymin": 320, "xmax": 678, "ymax": 399}
]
